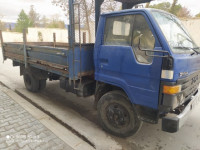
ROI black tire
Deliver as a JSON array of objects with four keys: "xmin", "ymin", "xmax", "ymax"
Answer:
[
  {"xmin": 39, "ymin": 79, "xmax": 46, "ymax": 91},
  {"xmin": 23, "ymin": 69, "xmax": 40, "ymax": 92},
  {"xmin": 97, "ymin": 90, "xmax": 142, "ymax": 137}
]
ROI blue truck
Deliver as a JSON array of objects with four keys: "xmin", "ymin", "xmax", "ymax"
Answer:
[{"xmin": 1, "ymin": 0, "xmax": 200, "ymax": 137}]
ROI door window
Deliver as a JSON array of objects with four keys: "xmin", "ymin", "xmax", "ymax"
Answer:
[
  {"xmin": 104, "ymin": 15, "xmax": 133, "ymax": 46},
  {"xmin": 132, "ymin": 15, "xmax": 155, "ymax": 64},
  {"xmin": 104, "ymin": 14, "xmax": 155, "ymax": 64}
]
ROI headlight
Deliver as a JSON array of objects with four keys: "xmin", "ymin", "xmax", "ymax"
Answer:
[{"xmin": 161, "ymin": 70, "xmax": 174, "ymax": 80}]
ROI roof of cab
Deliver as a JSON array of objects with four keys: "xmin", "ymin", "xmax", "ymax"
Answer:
[{"xmin": 101, "ymin": 8, "xmax": 171, "ymax": 17}]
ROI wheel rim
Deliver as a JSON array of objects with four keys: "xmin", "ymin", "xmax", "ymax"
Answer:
[
  {"xmin": 24, "ymin": 74, "xmax": 31, "ymax": 86},
  {"xmin": 106, "ymin": 103, "xmax": 130, "ymax": 128}
]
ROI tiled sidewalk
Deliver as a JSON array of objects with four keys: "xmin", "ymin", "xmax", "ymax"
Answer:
[{"xmin": 0, "ymin": 84, "xmax": 73, "ymax": 150}]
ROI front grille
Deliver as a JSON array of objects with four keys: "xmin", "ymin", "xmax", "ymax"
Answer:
[{"xmin": 177, "ymin": 71, "xmax": 200, "ymax": 103}]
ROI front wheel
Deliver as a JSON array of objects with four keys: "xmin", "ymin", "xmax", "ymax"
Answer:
[{"xmin": 97, "ymin": 91, "xmax": 142, "ymax": 137}]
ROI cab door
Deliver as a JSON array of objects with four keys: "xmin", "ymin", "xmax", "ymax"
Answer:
[{"xmin": 96, "ymin": 12, "xmax": 163, "ymax": 109}]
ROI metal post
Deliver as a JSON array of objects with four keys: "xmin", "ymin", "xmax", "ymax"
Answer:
[
  {"xmin": 68, "ymin": 24, "xmax": 71, "ymax": 48},
  {"xmin": 23, "ymin": 29, "xmax": 28, "ymax": 68},
  {"xmin": 53, "ymin": 33, "xmax": 56, "ymax": 48},
  {"xmin": 0, "ymin": 30, "xmax": 5, "ymax": 62},
  {"xmin": 69, "ymin": 0, "xmax": 75, "ymax": 84},
  {"xmin": 77, "ymin": 3, "xmax": 82, "ymax": 84},
  {"xmin": 69, "ymin": 0, "xmax": 75, "ymax": 49},
  {"xmin": 95, "ymin": 0, "xmax": 104, "ymax": 35}
]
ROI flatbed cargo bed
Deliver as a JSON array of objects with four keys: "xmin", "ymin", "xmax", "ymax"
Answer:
[{"xmin": 2, "ymin": 42, "xmax": 94, "ymax": 79}]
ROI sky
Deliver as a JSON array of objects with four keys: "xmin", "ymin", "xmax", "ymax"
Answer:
[
  {"xmin": 0, "ymin": 0, "xmax": 66, "ymax": 22},
  {"xmin": 150, "ymin": 0, "xmax": 199, "ymax": 15},
  {"xmin": 0, "ymin": 0, "xmax": 199, "ymax": 23}
]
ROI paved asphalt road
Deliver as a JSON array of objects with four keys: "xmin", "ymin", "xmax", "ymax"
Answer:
[{"xmin": 0, "ymin": 48, "xmax": 200, "ymax": 150}]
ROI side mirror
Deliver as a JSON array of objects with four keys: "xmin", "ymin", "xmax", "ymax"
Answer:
[{"xmin": 138, "ymin": 36, "xmax": 171, "ymax": 58}]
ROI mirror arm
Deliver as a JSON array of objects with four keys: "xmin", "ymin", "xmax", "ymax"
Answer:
[{"xmin": 137, "ymin": 41, "xmax": 170, "ymax": 58}]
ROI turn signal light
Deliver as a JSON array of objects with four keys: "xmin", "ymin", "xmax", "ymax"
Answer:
[{"xmin": 163, "ymin": 85, "xmax": 181, "ymax": 95}]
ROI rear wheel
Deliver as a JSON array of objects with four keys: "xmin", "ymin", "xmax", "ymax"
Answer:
[
  {"xmin": 97, "ymin": 90, "xmax": 142, "ymax": 137},
  {"xmin": 39, "ymin": 79, "xmax": 46, "ymax": 91},
  {"xmin": 23, "ymin": 69, "xmax": 40, "ymax": 92}
]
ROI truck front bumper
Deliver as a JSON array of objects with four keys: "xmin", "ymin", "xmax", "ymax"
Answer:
[{"xmin": 162, "ymin": 89, "xmax": 200, "ymax": 133}]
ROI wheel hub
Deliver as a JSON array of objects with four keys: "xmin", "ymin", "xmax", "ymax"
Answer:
[{"xmin": 106, "ymin": 103, "xmax": 130, "ymax": 128}]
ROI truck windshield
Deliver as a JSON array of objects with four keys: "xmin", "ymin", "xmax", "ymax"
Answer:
[{"xmin": 151, "ymin": 11, "xmax": 199, "ymax": 54}]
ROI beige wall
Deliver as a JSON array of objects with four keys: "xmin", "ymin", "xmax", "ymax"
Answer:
[
  {"xmin": 181, "ymin": 18, "xmax": 200, "ymax": 47},
  {"xmin": 27, "ymin": 27, "xmax": 95, "ymax": 43},
  {"xmin": 1, "ymin": 27, "xmax": 95, "ymax": 44},
  {"xmin": 27, "ymin": 28, "xmax": 68, "ymax": 42},
  {"xmin": 1, "ymin": 19, "xmax": 199, "ymax": 46},
  {"xmin": 2, "ymin": 32, "xmax": 23, "ymax": 42}
]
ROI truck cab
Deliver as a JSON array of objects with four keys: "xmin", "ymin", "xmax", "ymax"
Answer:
[{"xmin": 94, "ymin": 8, "xmax": 200, "ymax": 136}]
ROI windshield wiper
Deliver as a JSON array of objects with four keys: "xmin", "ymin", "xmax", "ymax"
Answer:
[
  {"xmin": 173, "ymin": 46, "xmax": 200, "ymax": 55},
  {"xmin": 193, "ymin": 47, "xmax": 200, "ymax": 50},
  {"xmin": 190, "ymin": 48, "xmax": 200, "ymax": 55}
]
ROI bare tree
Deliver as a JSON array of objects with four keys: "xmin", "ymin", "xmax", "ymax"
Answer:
[
  {"xmin": 170, "ymin": 0, "xmax": 178, "ymax": 14},
  {"xmin": 52, "ymin": 0, "xmax": 95, "ymax": 42},
  {"xmin": 47, "ymin": 14, "xmax": 66, "ymax": 29},
  {"xmin": 0, "ymin": 15, "xmax": 3, "ymax": 20},
  {"xmin": 145, "ymin": 2, "xmax": 150, "ymax": 8},
  {"xmin": 196, "ymin": 12, "xmax": 200, "ymax": 18},
  {"xmin": 81, "ymin": 0, "xmax": 94, "ymax": 42},
  {"xmin": 101, "ymin": 0, "xmax": 121, "ymax": 13},
  {"xmin": 41, "ymin": 15, "xmax": 49, "ymax": 27},
  {"xmin": 177, "ymin": 7, "xmax": 191, "ymax": 18},
  {"xmin": 29, "ymin": 5, "xmax": 40, "ymax": 27},
  {"xmin": 0, "ymin": 15, "xmax": 5, "ymax": 31},
  {"xmin": 52, "ymin": 0, "xmax": 121, "ymax": 43}
]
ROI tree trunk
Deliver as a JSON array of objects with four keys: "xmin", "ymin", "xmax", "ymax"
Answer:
[
  {"xmin": 145, "ymin": 2, "xmax": 150, "ymax": 8},
  {"xmin": 83, "ymin": 0, "xmax": 91, "ymax": 43},
  {"xmin": 170, "ymin": 0, "xmax": 178, "ymax": 14}
]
